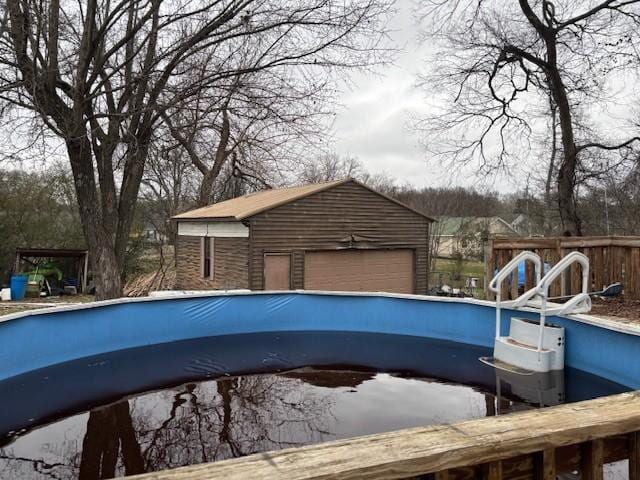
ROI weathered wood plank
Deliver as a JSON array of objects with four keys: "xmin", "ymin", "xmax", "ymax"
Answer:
[
  {"xmin": 128, "ymin": 392, "xmax": 640, "ymax": 480},
  {"xmin": 580, "ymin": 439, "xmax": 604, "ymax": 480},
  {"xmin": 491, "ymin": 236, "xmax": 640, "ymax": 250},
  {"xmin": 485, "ymin": 241, "xmax": 495, "ymax": 301},
  {"xmin": 533, "ymin": 449, "xmax": 555, "ymax": 480},
  {"xmin": 499, "ymin": 250, "xmax": 510, "ymax": 299},
  {"xmin": 594, "ymin": 246, "xmax": 605, "ymax": 291},
  {"xmin": 492, "ymin": 239, "xmax": 559, "ymax": 250},
  {"xmin": 434, "ymin": 470, "xmax": 450, "ymax": 480},
  {"xmin": 510, "ymin": 250, "xmax": 519, "ymax": 300},
  {"xmin": 445, "ymin": 437, "xmax": 627, "ymax": 480},
  {"xmin": 549, "ymin": 246, "xmax": 562, "ymax": 297},
  {"xmin": 603, "ymin": 247, "xmax": 612, "ymax": 287},
  {"xmin": 482, "ymin": 461, "xmax": 502, "ymax": 480},
  {"xmin": 624, "ymin": 249, "xmax": 633, "ymax": 298},
  {"xmin": 630, "ymin": 432, "xmax": 640, "ymax": 480},
  {"xmin": 524, "ymin": 255, "xmax": 534, "ymax": 292},
  {"xmin": 631, "ymin": 248, "xmax": 640, "ymax": 300},
  {"xmin": 571, "ymin": 249, "xmax": 581, "ymax": 295}
]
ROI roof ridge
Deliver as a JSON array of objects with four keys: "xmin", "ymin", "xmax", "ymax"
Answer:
[
  {"xmin": 173, "ymin": 177, "xmax": 435, "ymax": 222},
  {"xmin": 172, "ymin": 178, "xmax": 352, "ymax": 221},
  {"xmin": 241, "ymin": 178, "xmax": 344, "ymax": 196}
]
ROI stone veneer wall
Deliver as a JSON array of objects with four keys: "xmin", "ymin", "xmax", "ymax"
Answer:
[{"xmin": 175, "ymin": 235, "xmax": 249, "ymax": 290}]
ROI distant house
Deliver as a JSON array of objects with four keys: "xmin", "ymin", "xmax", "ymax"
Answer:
[
  {"xmin": 503, "ymin": 213, "xmax": 535, "ymax": 236},
  {"xmin": 435, "ymin": 217, "xmax": 520, "ymax": 259},
  {"xmin": 142, "ymin": 223, "xmax": 166, "ymax": 243},
  {"xmin": 130, "ymin": 223, "xmax": 167, "ymax": 244},
  {"xmin": 172, "ymin": 178, "xmax": 434, "ymax": 294}
]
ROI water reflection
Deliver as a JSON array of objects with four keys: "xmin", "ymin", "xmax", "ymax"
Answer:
[
  {"xmin": 1, "ymin": 369, "xmax": 525, "ymax": 479},
  {"xmin": 0, "ymin": 331, "xmax": 629, "ymax": 479}
]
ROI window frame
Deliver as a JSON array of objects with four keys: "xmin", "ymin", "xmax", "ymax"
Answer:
[{"xmin": 201, "ymin": 237, "xmax": 214, "ymax": 280}]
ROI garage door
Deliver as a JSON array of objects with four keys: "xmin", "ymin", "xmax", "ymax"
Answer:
[{"xmin": 304, "ymin": 249, "xmax": 414, "ymax": 294}]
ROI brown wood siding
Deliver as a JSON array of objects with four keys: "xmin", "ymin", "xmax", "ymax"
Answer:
[
  {"xmin": 249, "ymin": 181, "xmax": 430, "ymax": 294},
  {"xmin": 305, "ymin": 249, "xmax": 414, "ymax": 293},
  {"xmin": 176, "ymin": 235, "xmax": 249, "ymax": 290}
]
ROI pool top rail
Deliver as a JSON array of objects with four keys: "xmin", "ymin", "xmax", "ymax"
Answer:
[{"xmin": 128, "ymin": 391, "xmax": 640, "ymax": 480}]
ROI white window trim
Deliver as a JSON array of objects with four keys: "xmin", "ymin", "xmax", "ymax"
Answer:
[{"xmin": 179, "ymin": 221, "xmax": 248, "ymax": 238}]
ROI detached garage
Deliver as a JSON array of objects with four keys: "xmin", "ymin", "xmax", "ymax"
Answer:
[{"xmin": 173, "ymin": 178, "xmax": 433, "ymax": 294}]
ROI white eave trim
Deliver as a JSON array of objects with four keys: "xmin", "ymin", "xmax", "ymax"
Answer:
[{"xmin": 177, "ymin": 221, "xmax": 249, "ymax": 238}]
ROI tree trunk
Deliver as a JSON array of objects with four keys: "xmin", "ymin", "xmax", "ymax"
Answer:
[
  {"xmin": 66, "ymin": 134, "xmax": 124, "ymax": 300},
  {"xmin": 545, "ymin": 38, "xmax": 582, "ymax": 236},
  {"xmin": 557, "ymin": 151, "xmax": 581, "ymax": 235},
  {"xmin": 79, "ymin": 407, "xmax": 119, "ymax": 479},
  {"xmin": 114, "ymin": 401, "xmax": 145, "ymax": 475},
  {"xmin": 198, "ymin": 169, "xmax": 217, "ymax": 207},
  {"xmin": 79, "ymin": 402, "xmax": 144, "ymax": 479},
  {"xmin": 196, "ymin": 109, "xmax": 232, "ymax": 208},
  {"xmin": 93, "ymin": 241, "xmax": 123, "ymax": 301},
  {"xmin": 544, "ymin": 100, "xmax": 558, "ymax": 235}
]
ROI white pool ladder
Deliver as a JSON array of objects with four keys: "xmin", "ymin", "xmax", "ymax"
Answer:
[{"xmin": 485, "ymin": 251, "xmax": 591, "ymax": 373}]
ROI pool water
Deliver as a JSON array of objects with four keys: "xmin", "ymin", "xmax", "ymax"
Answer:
[{"xmin": 0, "ymin": 331, "xmax": 628, "ymax": 479}]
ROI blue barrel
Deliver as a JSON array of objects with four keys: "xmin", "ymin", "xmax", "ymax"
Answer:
[{"xmin": 10, "ymin": 275, "xmax": 28, "ymax": 301}]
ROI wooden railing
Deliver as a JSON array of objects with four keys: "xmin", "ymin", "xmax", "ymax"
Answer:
[
  {"xmin": 130, "ymin": 391, "xmax": 640, "ymax": 480},
  {"xmin": 485, "ymin": 236, "xmax": 640, "ymax": 300}
]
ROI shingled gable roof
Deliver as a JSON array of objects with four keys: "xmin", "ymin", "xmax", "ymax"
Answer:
[{"xmin": 173, "ymin": 178, "xmax": 435, "ymax": 222}]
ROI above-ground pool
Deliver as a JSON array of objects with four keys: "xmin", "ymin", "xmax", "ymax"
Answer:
[{"xmin": 0, "ymin": 292, "xmax": 638, "ymax": 479}]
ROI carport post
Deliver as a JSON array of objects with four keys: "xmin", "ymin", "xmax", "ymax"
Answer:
[{"xmin": 14, "ymin": 251, "xmax": 21, "ymax": 273}]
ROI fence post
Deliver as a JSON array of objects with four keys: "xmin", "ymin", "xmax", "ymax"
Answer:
[
  {"xmin": 485, "ymin": 239, "xmax": 495, "ymax": 301},
  {"xmin": 580, "ymin": 439, "xmax": 604, "ymax": 480}
]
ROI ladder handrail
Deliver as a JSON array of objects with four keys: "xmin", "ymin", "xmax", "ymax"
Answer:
[
  {"xmin": 504, "ymin": 252, "xmax": 591, "ymax": 311},
  {"xmin": 534, "ymin": 252, "xmax": 589, "ymax": 356},
  {"xmin": 509, "ymin": 285, "xmax": 540, "ymax": 309},
  {"xmin": 489, "ymin": 251, "xmax": 542, "ymax": 293},
  {"xmin": 490, "ymin": 250, "xmax": 591, "ymax": 372},
  {"xmin": 489, "ymin": 251, "xmax": 542, "ymax": 339},
  {"xmin": 545, "ymin": 292, "xmax": 592, "ymax": 316},
  {"xmin": 537, "ymin": 251, "xmax": 589, "ymax": 297}
]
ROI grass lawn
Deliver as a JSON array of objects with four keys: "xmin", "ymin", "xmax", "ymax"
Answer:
[{"xmin": 432, "ymin": 257, "xmax": 486, "ymax": 298}]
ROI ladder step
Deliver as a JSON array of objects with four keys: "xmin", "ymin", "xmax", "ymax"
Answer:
[
  {"xmin": 494, "ymin": 337, "xmax": 555, "ymax": 373},
  {"xmin": 509, "ymin": 317, "xmax": 564, "ymax": 351},
  {"xmin": 505, "ymin": 337, "xmax": 549, "ymax": 352},
  {"xmin": 479, "ymin": 356, "xmax": 536, "ymax": 376}
]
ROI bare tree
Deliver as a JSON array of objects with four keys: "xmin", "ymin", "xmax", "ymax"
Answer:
[
  {"xmin": 417, "ymin": 0, "xmax": 640, "ymax": 235},
  {"xmin": 0, "ymin": 0, "xmax": 392, "ymax": 299},
  {"xmin": 141, "ymin": 145, "xmax": 199, "ymax": 247},
  {"xmin": 160, "ymin": 71, "xmax": 323, "ymax": 207},
  {"xmin": 299, "ymin": 152, "xmax": 364, "ymax": 183},
  {"xmin": 0, "ymin": 374, "xmax": 336, "ymax": 478}
]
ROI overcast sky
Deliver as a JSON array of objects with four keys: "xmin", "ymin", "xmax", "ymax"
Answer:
[
  {"xmin": 329, "ymin": 0, "xmax": 518, "ymax": 191},
  {"xmin": 331, "ymin": 0, "xmax": 441, "ymax": 189},
  {"xmin": 6, "ymin": 0, "xmax": 638, "ymax": 195},
  {"xmin": 331, "ymin": 0, "xmax": 639, "ymax": 194}
]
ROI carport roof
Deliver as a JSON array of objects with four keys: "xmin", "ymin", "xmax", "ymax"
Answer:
[{"xmin": 173, "ymin": 178, "xmax": 435, "ymax": 222}]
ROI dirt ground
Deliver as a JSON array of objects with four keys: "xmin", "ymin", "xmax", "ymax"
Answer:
[
  {"xmin": 0, "ymin": 294, "xmax": 95, "ymax": 317},
  {"xmin": 590, "ymin": 296, "xmax": 640, "ymax": 323}
]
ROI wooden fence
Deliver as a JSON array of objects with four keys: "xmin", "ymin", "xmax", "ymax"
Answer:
[
  {"xmin": 485, "ymin": 236, "xmax": 640, "ymax": 300},
  {"xmin": 131, "ymin": 391, "xmax": 640, "ymax": 480}
]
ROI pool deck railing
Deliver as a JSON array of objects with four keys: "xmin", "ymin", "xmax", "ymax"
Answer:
[{"xmin": 129, "ymin": 391, "xmax": 640, "ymax": 480}]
